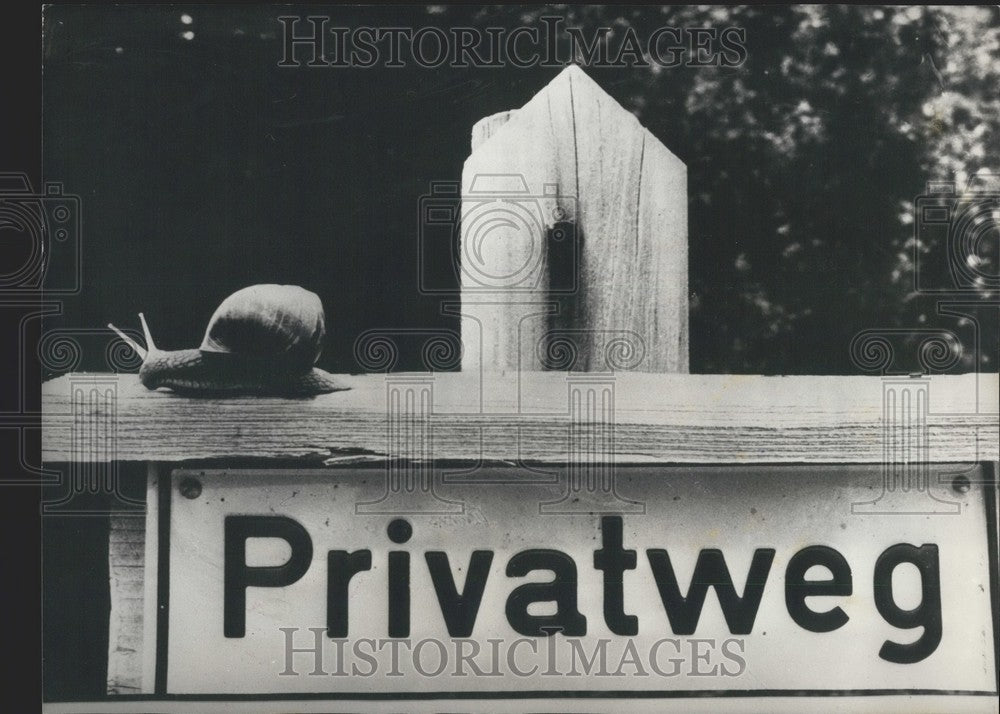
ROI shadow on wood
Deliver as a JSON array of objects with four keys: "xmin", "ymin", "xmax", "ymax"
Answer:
[{"xmin": 459, "ymin": 65, "xmax": 688, "ymax": 374}]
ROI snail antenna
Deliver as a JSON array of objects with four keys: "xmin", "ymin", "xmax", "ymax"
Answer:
[
  {"xmin": 138, "ymin": 312, "xmax": 157, "ymax": 352},
  {"xmin": 108, "ymin": 323, "xmax": 147, "ymax": 360}
]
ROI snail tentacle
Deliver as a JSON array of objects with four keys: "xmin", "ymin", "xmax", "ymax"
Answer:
[
  {"xmin": 107, "ymin": 323, "xmax": 147, "ymax": 360},
  {"xmin": 138, "ymin": 312, "xmax": 156, "ymax": 351}
]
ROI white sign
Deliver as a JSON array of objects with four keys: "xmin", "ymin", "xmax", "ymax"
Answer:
[{"xmin": 159, "ymin": 465, "xmax": 997, "ymax": 705}]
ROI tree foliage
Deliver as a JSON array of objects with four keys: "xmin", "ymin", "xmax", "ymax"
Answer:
[
  {"xmin": 43, "ymin": 5, "xmax": 998, "ymax": 374},
  {"xmin": 448, "ymin": 4, "xmax": 999, "ymax": 372}
]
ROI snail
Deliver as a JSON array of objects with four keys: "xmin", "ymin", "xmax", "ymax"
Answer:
[{"xmin": 108, "ymin": 284, "xmax": 349, "ymax": 396}]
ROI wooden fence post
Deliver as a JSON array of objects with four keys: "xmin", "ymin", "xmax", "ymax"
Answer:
[{"xmin": 460, "ymin": 64, "xmax": 688, "ymax": 373}]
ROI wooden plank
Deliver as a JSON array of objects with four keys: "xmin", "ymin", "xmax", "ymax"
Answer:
[
  {"xmin": 140, "ymin": 466, "xmax": 160, "ymax": 694},
  {"xmin": 42, "ymin": 372, "xmax": 999, "ymax": 463},
  {"xmin": 107, "ymin": 466, "xmax": 159, "ymax": 695},
  {"xmin": 460, "ymin": 65, "xmax": 687, "ymax": 373},
  {"xmin": 107, "ymin": 512, "xmax": 146, "ymax": 694}
]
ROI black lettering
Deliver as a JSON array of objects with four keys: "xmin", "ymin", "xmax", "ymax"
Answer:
[
  {"xmin": 647, "ymin": 548, "xmax": 775, "ymax": 634},
  {"xmin": 387, "ymin": 519, "xmax": 412, "ymax": 637},
  {"xmin": 387, "ymin": 551, "xmax": 409, "ymax": 636},
  {"xmin": 426, "ymin": 550, "xmax": 494, "ymax": 637},
  {"xmin": 785, "ymin": 545, "xmax": 852, "ymax": 632},
  {"xmin": 594, "ymin": 516, "xmax": 638, "ymax": 635},
  {"xmin": 326, "ymin": 550, "xmax": 372, "ymax": 637},
  {"xmin": 874, "ymin": 543, "xmax": 942, "ymax": 664},
  {"xmin": 506, "ymin": 549, "xmax": 587, "ymax": 636},
  {"xmin": 224, "ymin": 515, "xmax": 312, "ymax": 637}
]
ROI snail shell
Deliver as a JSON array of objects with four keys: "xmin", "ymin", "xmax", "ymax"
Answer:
[
  {"xmin": 109, "ymin": 284, "xmax": 348, "ymax": 396},
  {"xmin": 201, "ymin": 284, "xmax": 326, "ymax": 370}
]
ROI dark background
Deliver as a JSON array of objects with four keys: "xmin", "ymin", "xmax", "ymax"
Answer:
[
  {"xmin": 2, "ymin": 1, "xmax": 41, "ymax": 711},
  {"xmin": 41, "ymin": 4, "xmax": 999, "ymax": 377}
]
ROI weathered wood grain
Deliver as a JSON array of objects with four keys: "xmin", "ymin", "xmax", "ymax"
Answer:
[
  {"xmin": 460, "ymin": 65, "xmax": 688, "ymax": 373},
  {"xmin": 107, "ymin": 513, "xmax": 145, "ymax": 694},
  {"xmin": 43, "ymin": 372, "xmax": 999, "ymax": 464},
  {"xmin": 82, "ymin": 370, "xmax": 997, "ymax": 694},
  {"xmin": 107, "ymin": 466, "xmax": 161, "ymax": 695},
  {"xmin": 471, "ymin": 110, "xmax": 516, "ymax": 151}
]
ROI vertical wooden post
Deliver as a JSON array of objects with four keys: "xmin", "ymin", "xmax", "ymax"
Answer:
[
  {"xmin": 459, "ymin": 65, "xmax": 688, "ymax": 512},
  {"xmin": 471, "ymin": 110, "xmax": 517, "ymax": 150},
  {"xmin": 460, "ymin": 65, "xmax": 688, "ymax": 373}
]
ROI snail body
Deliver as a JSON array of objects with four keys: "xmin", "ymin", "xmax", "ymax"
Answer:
[{"xmin": 109, "ymin": 284, "xmax": 348, "ymax": 396}]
